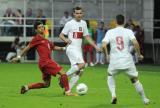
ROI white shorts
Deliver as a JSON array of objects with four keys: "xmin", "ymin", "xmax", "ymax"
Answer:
[
  {"xmin": 66, "ymin": 47, "xmax": 84, "ymax": 66},
  {"xmin": 108, "ymin": 65, "xmax": 138, "ymax": 78}
]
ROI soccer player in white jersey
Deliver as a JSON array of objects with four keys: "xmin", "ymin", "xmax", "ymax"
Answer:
[
  {"xmin": 59, "ymin": 6, "xmax": 100, "ymax": 91},
  {"xmin": 102, "ymin": 15, "xmax": 150, "ymax": 104}
]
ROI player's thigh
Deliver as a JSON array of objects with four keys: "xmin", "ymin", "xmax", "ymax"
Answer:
[
  {"xmin": 125, "ymin": 66, "xmax": 138, "ymax": 78},
  {"xmin": 66, "ymin": 49, "xmax": 84, "ymax": 66},
  {"xmin": 41, "ymin": 69, "xmax": 51, "ymax": 82},
  {"xmin": 108, "ymin": 68, "xmax": 119, "ymax": 76},
  {"xmin": 43, "ymin": 62, "xmax": 62, "ymax": 77}
]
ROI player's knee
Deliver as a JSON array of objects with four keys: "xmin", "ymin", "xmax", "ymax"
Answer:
[
  {"xmin": 44, "ymin": 83, "xmax": 50, "ymax": 88},
  {"xmin": 130, "ymin": 77, "xmax": 138, "ymax": 83},
  {"xmin": 43, "ymin": 82, "xmax": 50, "ymax": 88},
  {"xmin": 77, "ymin": 63, "xmax": 85, "ymax": 69},
  {"xmin": 76, "ymin": 70, "xmax": 83, "ymax": 76},
  {"xmin": 58, "ymin": 69, "xmax": 65, "ymax": 75},
  {"xmin": 108, "ymin": 73, "xmax": 112, "ymax": 76}
]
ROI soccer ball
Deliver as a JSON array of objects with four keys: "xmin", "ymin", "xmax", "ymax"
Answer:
[{"xmin": 76, "ymin": 83, "xmax": 88, "ymax": 95}]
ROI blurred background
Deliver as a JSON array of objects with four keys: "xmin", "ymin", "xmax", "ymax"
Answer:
[{"xmin": 0, "ymin": 0, "xmax": 159, "ymax": 65}]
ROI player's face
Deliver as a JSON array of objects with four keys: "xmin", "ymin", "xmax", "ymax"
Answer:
[
  {"xmin": 36, "ymin": 24, "xmax": 45, "ymax": 35},
  {"xmin": 74, "ymin": 9, "xmax": 83, "ymax": 21}
]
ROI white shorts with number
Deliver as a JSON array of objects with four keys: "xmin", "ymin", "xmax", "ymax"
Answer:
[
  {"xmin": 108, "ymin": 65, "xmax": 138, "ymax": 78},
  {"xmin": 66, "ymin": 46, "xmax": 84, "ymax": 66}
]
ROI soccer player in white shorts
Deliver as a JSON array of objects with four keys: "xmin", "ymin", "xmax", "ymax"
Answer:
[
  {"xmin": 59, "ymin": 6, "xmax": 100, "ymax": 91},
  {"xmin": 102, "ymin": 14, "xmax": 150, "ymax": 105}
]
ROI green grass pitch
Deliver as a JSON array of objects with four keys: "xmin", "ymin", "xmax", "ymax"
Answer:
[{"xmin": 0, "ymin": 63, "xmax": 159, "ymax": 108}]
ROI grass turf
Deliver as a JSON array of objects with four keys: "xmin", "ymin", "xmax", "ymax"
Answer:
[{"xmin": 0, "ymin": 63, "xmax": 159, "ymax": 108}]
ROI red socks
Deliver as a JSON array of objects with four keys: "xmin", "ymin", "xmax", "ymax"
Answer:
[
  {"xmin": 28, "ymin": 83, "xmax": 46, "ymax": 89},
  {"xmin": 26, "ymin": 74, "xmax": 69, "ymax": 92},
  {"xmin": 60, "ymin": 74, "xmax": 70, "ymax": 92}
]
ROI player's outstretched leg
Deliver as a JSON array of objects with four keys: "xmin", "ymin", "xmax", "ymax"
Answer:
[
  {"xmin": 20, "ymin": 82, "xmax": 50, "ymax": 94},
  {"xmin": 69, "ymin": 70, "xmax": 82, "ymax": 89},
  {"xmin": 59, "ymin": 73, "xmax": 78, "ymax": 96},
  {"xmin": 66, "ymin": 64, "xmax": 79, "ymax": 76},
  {"xmin": 131, "ymin": 78, "xmax": 150, "ymax": 105}
]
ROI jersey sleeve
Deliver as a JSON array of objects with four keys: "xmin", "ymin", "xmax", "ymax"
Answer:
[
  {"xmin": 61, "ymin": 22, "xmax": 70, "ymax": 35},
  {"xmin": 83, "ymin": 21, "xmax": 89, "ymax": 36},
  {"xmin": 102, "ymin": 30, "xmax": 110, "ymax": 44},
  {"xmin": 128, "ymin": 30, "xmax": 136, "ymax": 40}
]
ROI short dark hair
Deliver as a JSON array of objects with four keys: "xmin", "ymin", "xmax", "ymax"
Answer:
[
  {"xmin": 73, "ymin": 6, "xmax": 82, "ymax": 13},
  {"xmin": 116, "ymin": 14, "xmax": 125, "ymax": 25},
  {"xmin": 34, "ymin": 21, "xmax": 43, "ymax": 30}
]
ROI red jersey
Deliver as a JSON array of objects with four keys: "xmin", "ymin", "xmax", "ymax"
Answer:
[{"xmin": 29, "ymin": 35, "xmax": 54, "ymax": 67}]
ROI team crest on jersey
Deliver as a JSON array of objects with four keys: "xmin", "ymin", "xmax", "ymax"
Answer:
[{"xmin": 79, "ymin": 27, "xmax": 82, "ymax": 31}]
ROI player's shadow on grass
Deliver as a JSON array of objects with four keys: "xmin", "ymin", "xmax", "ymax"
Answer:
[
  {"xmin": 25, "ymin": 93, "xmax": 64, "ymax": 98},
  {"xmin": 15, "ymin": 91, "xmax": 64, "ymax": 98},
  {"xmin": 89, "ymin": 104, "xmax": 141, "ymax": 108}
]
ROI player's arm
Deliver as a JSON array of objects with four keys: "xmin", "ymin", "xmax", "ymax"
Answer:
[
  {"xmin": 59, "ymin": 22, "xmax": 71, "ymax": 45},
  {"xmin": 102, "ymin": 42, "xmax": 109, "ymax": 63},
  {"xmin": 131, "ymin": 38, "xmax": 143, "ymax": 60},
  {"xmin": 54, "ymin": 46, "xmax": 66, "ymax": 51},
  {"xmin": 11, "ymin": 44, "xmax": 31, "ymax": 62},
  {"xmin": 85, "ymin": 35, "xmax": 100, "ymax": 52},
  {"xmin": 59, "ymin": 33, "xmax": 70, "ymax": 43}
]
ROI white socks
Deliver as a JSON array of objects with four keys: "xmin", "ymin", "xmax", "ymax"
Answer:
[
  {"xmin": 69, "ymin": 74, "xmax": 80, "ymax": 90},
  {"xmin": 107, "ymin": 76, "xmax": 116, "ymax": 97},
  {"xmin": 133, "ymin": 80, "xmax": 147, "ymax": 100},
  {"xmin": 66, "ymin": 65, "xmax": 79, "ymax": 76},
  {"xmin": 24, "ymin": 85, "xmax": 29, "ymax": 90},
  {"xmin": 107, "ymin": 76, "xmax": 149, "ymax": 104}
]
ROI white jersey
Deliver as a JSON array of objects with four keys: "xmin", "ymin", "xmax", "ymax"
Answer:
[
  {"xmin": 61, "ymin": 19, "xmax": 89, "ymax": 65},
  {"xmin": 102, "ymin": 26, "xmax": 136, "ymax": 70},
  {"xmin": 61, "ymin": 19, "xmax": 89, "ymax": 48}
]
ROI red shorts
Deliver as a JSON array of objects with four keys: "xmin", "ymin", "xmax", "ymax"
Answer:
[{"xmin": 39, "ymin": 61, "xmax": 62, "ymax": 81}]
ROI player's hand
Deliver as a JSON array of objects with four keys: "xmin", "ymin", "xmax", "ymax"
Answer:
[
  {"xmin": 95, "ymin": 46, "xmax": 101, "ymax": 52},
  {"xmin": 10, "ymin": 57, "xmax": 20, "ymax": 63},
  {"xmin": 138, "ymin": 54, "xmax": 144, "ymax": 60},
  {"xmin": 65, "ymin": 39, "xmax": 72, "ymax": 47},
  {"xmin": 65, "ymin": 39, "xmax": 72, "ymax": 45}
]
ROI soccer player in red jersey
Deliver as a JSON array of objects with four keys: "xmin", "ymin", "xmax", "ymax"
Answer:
[{"xmin": 11, "ymin": 21, "xmax": 77, "ymax": 96}]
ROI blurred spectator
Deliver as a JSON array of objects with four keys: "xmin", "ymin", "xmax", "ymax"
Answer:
[
  {"xmin": 125, "ymin": 20, "xmax": 144, "ymax": 63},
  {"xmin": 128, "ymin": 24, "xmax": 139, "ymax": 63},
  {"xmin": 95, "ymin": 21, "xmax": 106, "ymax": 65},
  {"xmin": 1, "ymin": 8, "xmax": 16, "ymax": 36},
  {"xmin": 125, "ymin": 19, "xmax": 134, "ymax": 29},
  {"xmin": 6, "ymin": 37, "xmax": 20, "ymax": 62},
  {"xmin": 36, "ymin": 8, "xmax": 46, "ymax": 25},
  {"xmin": 44, "ymin": 19, "xmax": 53, "ymax": 38},
  {"xmin": 15, "ymin": 9, "xmax": 24, "ymax": 25},
  {"xmin": 14, "ymin": 9, "xmax": 24, "ymax": 36},
  {"xmin": 83, "ymin": 20, "xmax": 95, "ymax": 67},
  {"xmin": 135, "ymin": 25, "xmax": 145, "ymax": 55},
  {"xmin": 59, "ymin": 11, "xmax": 72, "ymax": 31},
  {"xmin": 109, "ymin": 19, "xmax": 116, "ymax": 29},
  {"xmin": 6, "ymin": 36, "xmax": 25, "ymax": 62},
  {"xmin": 26, "ymin": 8, "xmax": 34, "ymax": 36}
]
